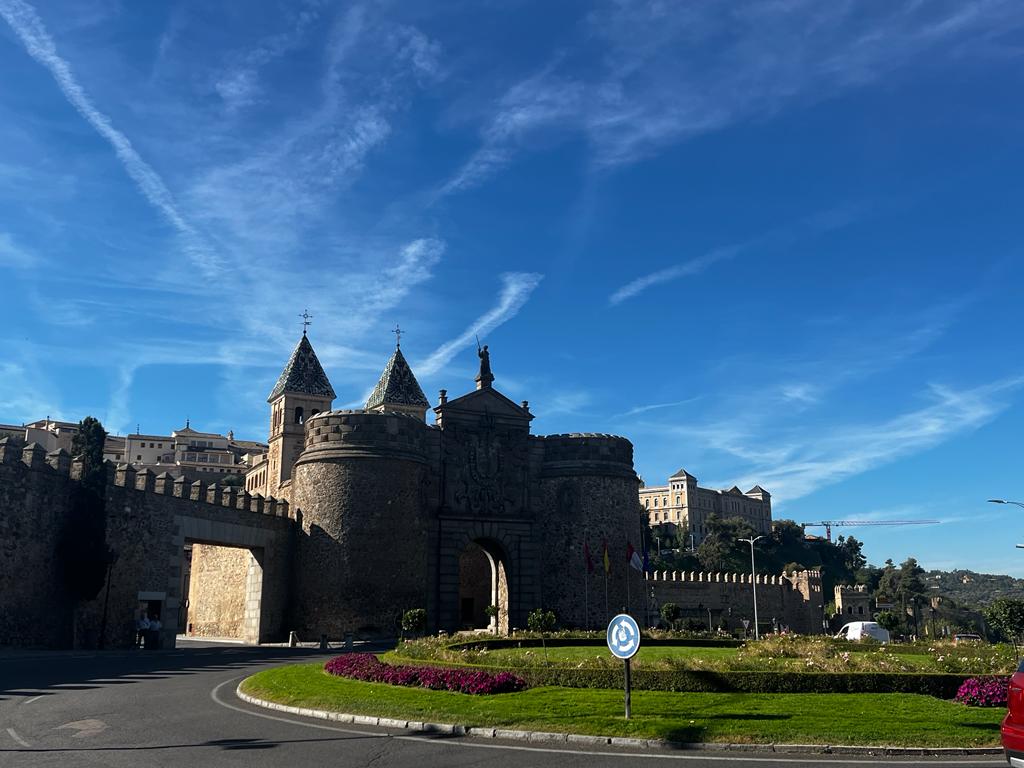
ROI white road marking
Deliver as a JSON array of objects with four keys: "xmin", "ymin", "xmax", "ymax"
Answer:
[
  {"xmin": 6, "ymin": 727, "xmax": 31, "ymax": 748},
  {"xmin": 22, "ymin": 695, "xmax": 44, "ymax": 705},
  {"xmin": 57, "ymin": 719, "xmax": 108, "ymax": 738},
  {"xmin": 209, "ymin": 678, "xmax": 1000, "ymax": 765}
]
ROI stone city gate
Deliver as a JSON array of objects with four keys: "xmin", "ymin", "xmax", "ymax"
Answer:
[{"xmin": 431, "ymin": 517, "xmax": 540, "ymax": 634}]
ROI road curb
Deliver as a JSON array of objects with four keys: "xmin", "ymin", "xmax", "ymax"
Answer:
[{"xmin": 235, "ymin": 684, "xmax": 1003, "ymax": 757}]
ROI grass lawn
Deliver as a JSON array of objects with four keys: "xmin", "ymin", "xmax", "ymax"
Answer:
[{"xmin": 240, "ymin": 662, "xmax": 1003, "ymax": 747}]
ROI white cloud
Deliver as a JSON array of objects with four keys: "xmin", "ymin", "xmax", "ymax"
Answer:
[
  {"xmin": 619, "ymin": 398, "xmax": 702, "ymax": 418},
  {"xmin": 0, "ymin": 0, "xmax": 223, "ymax": 276},
  {"xmin": 0, "ymin": 232, "xmax": 37, "ymax": 268},
  {"xmin": 416, "ymin": 272, "xmax": 544, "ymax": 376},
  {"xmin": 713, "ymin": 377, "xmax": 1024, "ymax": 502},
  {"xmin": 439, "ymin": 0, "xmax": 1024, "ymax": 194},
  {"xmin": 609, "ymin": 245, "xmax": 740, "ymax": 305},
  {"xmin": 213, "ymin": 0, "xmax": 327, "ymax": 111}
]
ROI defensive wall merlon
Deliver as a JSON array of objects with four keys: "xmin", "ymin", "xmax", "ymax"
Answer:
[
  {"xmin": 646, "ymin": 569, "xmax": 822, "ymax": 587},
  {"xmin": 0, "ymin": 437, "xmax": 295, "ymax": 521},
  {"xmin": 835, "ymin": 583, "xmax": 868, "ymax": 594},
  {"xmin": 298, "ymin": 411, "xmax": 636, "ymax": 477}
]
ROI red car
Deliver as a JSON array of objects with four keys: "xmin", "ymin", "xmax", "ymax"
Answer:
[{"xmin": 1003, "ymin": 661, "xmax": 1024, "ymax": 765}]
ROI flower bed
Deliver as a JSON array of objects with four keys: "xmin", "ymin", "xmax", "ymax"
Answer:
[
  {"xmin": 324, "ymin": 653, "xmax": 526, "ymax": 695},
  {"xmin": 955, "ymin": 676, "xmax": 1009, "ymax": 707}
]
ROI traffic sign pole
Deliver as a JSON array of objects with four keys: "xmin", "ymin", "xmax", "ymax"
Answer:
[
  {"xmin": 624, "ymin": 657, "xmax": 632, "ymax": 719},
  {"xmin": 606, "ymin": 613, "xmax": 641, "ymax": 720}
]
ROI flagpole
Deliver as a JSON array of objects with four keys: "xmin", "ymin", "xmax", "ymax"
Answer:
[
  {"xmin": 626, "ymin": 547, "xmax": 631, "ymax": 614},
  {"xmin": 585, "ymin": 564, "xmax": 590, "ymax": 630},
  {"xmin": 604, "ymin": 571, "xmax": 608, "ymax": 622}
]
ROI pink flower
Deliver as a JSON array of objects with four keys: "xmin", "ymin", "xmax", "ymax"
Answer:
[{"xmin": 324, "ymin": 653, "xmax": 526, "ymax": 695}]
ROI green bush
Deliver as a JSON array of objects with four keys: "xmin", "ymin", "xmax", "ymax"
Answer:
[
  {"xmin": 515, "ymin": 667, "xmax": 969, "ymax": 697},
  {"xmin": 527, "ymin": 609, "xmax": 556, "ymax": 633},
  {"xmin": 401, "ymin": 609, "xmax": 427, "ymax": 635}
]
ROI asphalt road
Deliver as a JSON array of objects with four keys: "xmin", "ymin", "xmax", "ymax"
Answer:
[{"xmin": 0, "ymin": 640, "xmax": 1007, "ymax": 768}]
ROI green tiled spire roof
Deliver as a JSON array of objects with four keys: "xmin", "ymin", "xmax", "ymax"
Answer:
[
  {"xmin": 366, "ymin": 346, "xmax": 429, "ymax": 410},
  {"xmin": 267, "ymin": 335, "xmax": 336, "ymax": 403}
]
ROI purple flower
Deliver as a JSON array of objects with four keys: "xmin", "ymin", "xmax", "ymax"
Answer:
[
  {"xmin": 954, "ymin": 676, "xmax": 1009, "ymax": 707},
  {"xmin": 324, "ymin": 653, "xmax": 526, "ymax": 695}
]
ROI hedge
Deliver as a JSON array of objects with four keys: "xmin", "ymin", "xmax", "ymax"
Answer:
[
  {"xmin": 447, "ymin": 637, "xmax": 744, "ymax": 652},
  {"xmin": 514, "ymin": 666, "xmax": 971, "ymax": 697}
]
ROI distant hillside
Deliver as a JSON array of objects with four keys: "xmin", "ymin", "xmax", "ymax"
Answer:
[{"xmin": 924, "ymin": 569, "xmax": 1024, "ymax": 608}]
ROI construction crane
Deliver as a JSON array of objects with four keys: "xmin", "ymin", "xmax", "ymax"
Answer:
[{"xmin": 800, "ymin": 520, "xmax": 938, "ymax": 542}]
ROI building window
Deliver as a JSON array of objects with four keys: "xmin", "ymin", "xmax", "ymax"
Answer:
[
  {"xmin": 295, "ymin": 406, "xmax": 304, "ymax": 424},
  {"xmin": 136, "ymin": 455, "xmax": 141, "ymax": 461}
]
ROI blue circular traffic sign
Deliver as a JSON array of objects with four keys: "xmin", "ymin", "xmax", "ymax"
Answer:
[{"xmin": 606, "ymin": 613, "xmax": 641, "ymax": 659}]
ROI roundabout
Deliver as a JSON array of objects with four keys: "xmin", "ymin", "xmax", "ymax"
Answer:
[{"xmin": 0, "ymin": 641, "xmax": 1006, "ymax": 767}]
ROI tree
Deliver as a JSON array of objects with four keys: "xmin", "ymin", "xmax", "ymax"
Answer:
[
  {"xmin": 983, "ymin": 598, "xmax": 1024, "ymax": 650},
  {"xmin": 401, "ymin": 608, "xmax": 427, "ymax": 637},
  {"xmin": 697, "ymin": 515, "xmax": 757, "ymax": 572},
  {"xmin": 836, "ymin": 535, "xmax": 867, "ymax": 572},
  {"xmin": 660, "ymin": 602, "xmax": 681, "ymax": 630},
  {"xmin": 528, "ymin": 608, "xmax": 557, "ymax": 663},
  {"xmin": 71, "ymin": 416, "xmax": 107, "ymax": 494},
  {"xmin": 60, "ymin": 417, "xmax": 113, "ymax": 604},
  {"xmin": 875, "ymin": 610, "xmax": 901, "ymax": 633}
]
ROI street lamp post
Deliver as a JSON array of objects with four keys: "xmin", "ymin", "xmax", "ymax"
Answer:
[
  {"xmin": 738, "ymin": 535, "xmax": 764, "ymax": 640},
  {"xmin": 989, "ymin": 499, "xmax": 1024, "ymax": 510}
]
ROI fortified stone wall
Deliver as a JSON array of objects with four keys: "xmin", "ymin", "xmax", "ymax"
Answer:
[
  {"xmin": 186, "ymin": 544, "xmax": 250, "ymax": 638},
  {"xmin": 0, "ymin": 440, "xmax": 295, "ymax": 649},
  {"xmin": 0, "ymin": 441, "xmax": 75, "ymax": 648},
  {"xmin": 536, "ymin": 434, "xmax": 642, "ymax": 630},
  {"xmin": 290, "ymin": 410, "xmax": 432, "ymax": 638},
  {"xmin": 648, "ymin": 569, "xmax": 825, "ymax": 635}
]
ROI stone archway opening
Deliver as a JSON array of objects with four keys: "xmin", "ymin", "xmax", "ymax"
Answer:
[
  {"xmin": 458, "ymin": 539, "xmax": 509, "ymax": 635},
  {"xmin": 183, "ymin": 541, "xmax": 263, "ymax": 643}
]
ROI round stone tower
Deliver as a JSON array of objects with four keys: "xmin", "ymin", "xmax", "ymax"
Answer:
[
  {"xmin": 290, "ymin": 410, "xmax": 432, "ymax": 637},
  {"xmin": 536, "ymin": 433, "xmax": 641, "ymax": 630}
]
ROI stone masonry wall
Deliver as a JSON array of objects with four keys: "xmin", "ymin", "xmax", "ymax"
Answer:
[
  {"xmin": 0, "ymin": 441, "xmax": 295, "ymax": 649},
  {"xmin": 536, "ymin": 434, "xmax": 641, "ymax": 630},
  {"xmin": 0, "ymin": 442, "xmax": 75, "ymax": 647},
  {"xmin": 291, "ymin": 410, "xmax": 431, "ymax": 638},
  {"xmin": 186, "ymin": 544, "xmax": 250, "ymax": 638},
  {"xmin": 648, "ymin": 569, "xmax": 825, "ymax": 635}
]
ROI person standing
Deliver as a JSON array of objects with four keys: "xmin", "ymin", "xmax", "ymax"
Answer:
[{"xmin": 135, "ymin": 611, "xmax": 150, "ymax": 649}]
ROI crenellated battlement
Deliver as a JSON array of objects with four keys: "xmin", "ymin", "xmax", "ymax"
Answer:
[
  {"xmin": 646, "ymin": 569, "xmax": 821, "ymax": 587},
  {"xmin": 536, "ymin": 432, "xmax": 635, "ymax": 478},
  {"xmin": 835, "ymin": 583, "xmax": 868, "ymax": 594},
  {"xmin": 110, "ymin": 463, "xmax": 292, "ymax": 518},
  {"xmin": 298, "ymin": 409, "xmax": 429, "ymax": 464},
  {"xmin": 0, "ymin": 440, "xmax": 293, "ymax": 521}
]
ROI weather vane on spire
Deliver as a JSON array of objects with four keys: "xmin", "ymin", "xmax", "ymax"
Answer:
[
  {"xmin": 393, "ymin": 324, "xmax": 403, "ymax": 348},
  {"xmin": 300, "ymin": 309, "xmax": 313, "ymax": 335}
]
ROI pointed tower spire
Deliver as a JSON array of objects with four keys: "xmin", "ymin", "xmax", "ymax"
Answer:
[
  {"xmin": 268, "ymin": 335, "xmax": 336, "ymax": 403},
  {"xmin": 366, "ymin": 345, "xmax": 429, "ymax": 421},
  {"xmin": 263, "ymin": 333, "xmax": 336, "ymax": 498}
]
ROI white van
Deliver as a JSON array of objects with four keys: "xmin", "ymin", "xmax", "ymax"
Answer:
[{"xmin": 835, "ymin": 621, "xmax": 890, "ymax": 643}]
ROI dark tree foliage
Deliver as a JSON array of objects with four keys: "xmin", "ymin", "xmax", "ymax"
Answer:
[
  {"xmin": 875, "ymin": 610, "xmax": 901, "ymax": 632},
  {"xmin": 60, "ymin": 416, "xmax": 113, "ymax": 602},
  {"xmin": 983, "ymin": 598, "xmax": 1024, "ymax": 645},
  {"xmin": 70, "ymin": 416, "xmax": 107, "ymax": 494},
  {"xmin": 697, "ymin": 514, "xmax": 757, "ymax": 572}
]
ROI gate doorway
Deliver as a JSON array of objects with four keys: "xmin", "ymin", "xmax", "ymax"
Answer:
[
  {"xmin": 182, "ymin": 542, "xmax": 263, "ymax": 642},
  {"xmin": 458, "ymin": 539, "xmax": 509, "ymax": 634}
]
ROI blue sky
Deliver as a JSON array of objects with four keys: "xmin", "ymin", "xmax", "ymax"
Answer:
[{"xmin": 2, "ymin": 1, "xmax": 1023, "ymax": 575}]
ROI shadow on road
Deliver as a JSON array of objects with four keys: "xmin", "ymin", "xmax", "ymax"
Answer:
[
  {"xmin": 0, "ymin": 734, "xmax": 386, "ymax": 754},
  {"xmin": 0, "ymin": 640, "xmax": 392, "ymax": 702}
]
